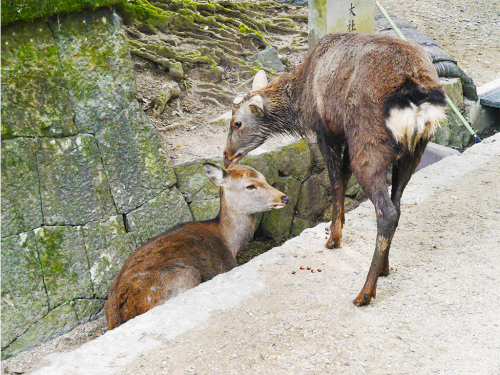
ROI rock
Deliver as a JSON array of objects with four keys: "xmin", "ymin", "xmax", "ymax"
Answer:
[
  {"xmin": 37, "ymin": 134, "xmax": 116, "ymax": 225},
  {"xmin": 241, "ymin": 151, "xmax": 279, "ymax": 186},
  {"xmin": 1, "ymin": 138, "xmax": 42, "ymax": 237},
  {"xmin": 295, "ymin": 174, "xmax": 331, "ymax": 224},
  {"xmin": 258, "ymin": 177, "xmax": 301, "ymax": 242},
  {"xmin": 1, "ymin": 232, "xmax": 48, "ymax": 351},
  {"xmin": 248, "ymin": 46, "xmax": 285, "ymax": 72},
  {"xmin": 189, "ymin": 199, "xmax": 220, "ymax": 221},
  {"xmin": 290, "ymin": 217, "xmax": 310, "ymax": 237},
  {"xmin": 174, "ymin": 157, "xmax": 224, "ymax": 202},
  {"xmin": 48, "ymin": 7, "xmax": 137, "ymax": 134},
  {"xmin": 275, "ymin": 139, "xmax": 312, "ymax": 180},
  {"xmin": 209, "ymin": 111, "xmax": 232, "ymax": 126},
  {"xmin": 126, "ymin": 187, "xmax": 193, "ymax": 246},
  {"xmin": 1, "ymin": 20, "xmax": 77, "ymax": 139},
  {"xmin": 4, "ymin": 304, "xmax": 80, "ymax": 358},
  {"xmin": 152, "ymin": 81, "xmax": 181, "ymax": 118},
  {"xmin": 96, "ymin": 100, "xmax": 176, "ymax": 213},
  {"xmin": 73, "ymin": 299, "xmax": 105, "ymax": 325},
  {"xmin": 35, "ymin": 226, "xmax": 94, "ymax": 309},
  {"xmin": 83, "ymin": 216, "xmax": 137, "ymax": 299}
]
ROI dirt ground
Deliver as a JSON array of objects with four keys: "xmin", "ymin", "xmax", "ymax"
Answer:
[{"xmin": 2, "ymin": 0, "xmax": 499, "ymax": 372}]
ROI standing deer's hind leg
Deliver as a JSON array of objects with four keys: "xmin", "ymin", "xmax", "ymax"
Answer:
[{"xmin": 353, "ymin": 174, "xmax": 399, "ymax": 306}]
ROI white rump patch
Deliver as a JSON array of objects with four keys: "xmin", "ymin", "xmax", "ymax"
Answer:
[{"xmin": 386, "ymin": 103, "xmax": 446, "ymax": 152}]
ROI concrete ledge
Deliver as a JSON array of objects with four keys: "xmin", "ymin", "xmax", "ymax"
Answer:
[{"xmin": 32, "ymin": 133, "xmax": 500, "ymax": 374}]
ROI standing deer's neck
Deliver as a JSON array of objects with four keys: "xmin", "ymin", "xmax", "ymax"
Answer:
[
  {"xmin": 261, "ymin": 73, "xmax": 306, "ymax": 138},
  {"xmin": 217, "ymin": 192, "xmax": 259, "ymax": 258}
]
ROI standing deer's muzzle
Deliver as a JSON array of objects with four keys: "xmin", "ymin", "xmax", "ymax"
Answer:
[{"xmin": 223, "ymin": 149, "xmax": 244, "ymax": 168}]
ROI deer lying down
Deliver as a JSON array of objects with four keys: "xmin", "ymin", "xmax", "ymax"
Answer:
[
  {"xmin": 223, "ymin": 33, "xmax": 447, "ymax": 306},
  {"xmin": 104, "ymin": 163, "xmax": 288, "ymax": 329}
]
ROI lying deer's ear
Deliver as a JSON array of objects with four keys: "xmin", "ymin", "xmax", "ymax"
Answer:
[
  {"xmin": 248, "ymin": 95, "xmax": 265, "ymax": 118},
  {"xmin": 252, "ymin": 70, "xmax": 268, "ymax": 91},
  {"xmin": 203, "ymin": 163, "xmax": 227, "ymax": 186}
]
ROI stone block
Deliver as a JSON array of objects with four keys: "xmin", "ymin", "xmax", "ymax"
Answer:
[
  {"xmin": 4, "ymin": 304, "xmax": 79, "ymax": 358},
  {"xmin": 174, "ymin": 157, "xmax": 224, "ymax": 202},
  {"xmin": 248, "ymin": 46, "xmax": 285, "ymax": 72},
  {"xmin": 290, "ymin": 217, "xmax": 310, "ymax": 237},
  {"xmin": 83, "ymin": 216, "xmax": 137, "ymax": 299},
  {"xmin": 126, "ymin": 187, "xmax": 193, "ymax": 246},
  {"xmin": 275, "ymin": 139, "xmax": 311, "ymax": 180},
  {"xmin": 434, "ymin": 78, "xmax": 472, "ymax": 147},
  {"xmin": 1, "ymin": 138, "xmax": 43, "ymax": 237},
  {"xmin": 74, "ymin": 299, "xmax": 106, "ymax": 324},
  {"xmin": 35, "ymin": 226, "xmax": 94, "ymax": 309},
  {"xmin": 1, "ymin": 20, "xmax": 76, "ymax": 139},
  {"xmin": 295, "ymin": 174, "xmax": 330, "ymax": 223},
  {"xmin": 96, "ymin": 100, "xmax": 176, "ymax": 213},
  {"xmin": 259, "ymin": 177, "xmax": 301, "ymax": 242},
  {"xmin": 1, "ymin": 232, "xmax": 48, "ymax": 351},
  {"xmin": 189, "ymin": 199, "xmax": 220, "ymax": 222},
  {"xmin": 241, "ymin": 151, "xmax": 279, "ymax": 185},
  {"xmin": 49, "ymin": 7, "xmax": 137, "ymax": 134},
  {"xmin": 37, "ymin": 134, "xmax": 116, "ymax": 225}
]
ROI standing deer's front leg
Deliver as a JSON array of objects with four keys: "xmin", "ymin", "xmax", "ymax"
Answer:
[{"xmin": 316, "ymin": 136, "xmax": 344, "ymax": 248}]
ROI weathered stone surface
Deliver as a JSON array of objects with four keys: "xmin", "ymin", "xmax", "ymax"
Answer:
[
  {"xmin": 96, "ymin": 100, "xmax": 176, "ymax": 213},
  {"xmin": 74, "ymin": 299, "xmax": 106, "ymax": 323},
  {"xmin": 275, "ymin": 139, "xmax": 312, "ymax": 180},
  {"xmin": 248, "ymin": 46, "xmax": 285, "ymax": 72},
  {"xmin": 1, "ymin": 20, "xmax": 76, "ymax": 139},
  {"xmin": 189, "ymin": 199, "xmax": 220, "ymax": 221},
  {"xmin": 1, "ymin": 232, "xmax": 48, "ymax": 351},
  {"xmin": 174, "ymin": 157, "xmax": 223, "ymax": 202},
  {"xmin": 295, "ymin": 174, "xmax": 330, "ymax": 223},
  {"xmin": 49, "ymin": 7, "xmax": 137, "ymax": 134},
  {"xmin": 37, "ymin": 134, "xmax": 116, "ymax": 225},
  {"xmin": 1, "ymin": 139, "xmax": 42, "ymax": 237},
  {"xmin": 1, "ymin": 0, "xmax": 127, "ymax": 25},
  {"xmin": 259, "ymin": 177, "xmax": 301, "ymax": 242},
  {"xmin": 126, "ymin": 187, "xmax": 193, "ymax": 246},
  {"xmin": 290, "ymin": 217, "xmax": 310, "ymax": 237},
  {"xmin": 35, "ymin": 226, "xmax": 94, "ymax": 309},
  {"xmin": 83, "ymin": 216, "xmax": 137, "ymax": 299},
  {"xmin": 241, "ymin": 151, "xmax": 279, "ymax": 185},
  {"xmin": 434, "ymin": 78, "xmax": 472, "ymax": 147},
  {"xmin": 4, "ymin": 304, "xmax": 79, "ymax": 358}
]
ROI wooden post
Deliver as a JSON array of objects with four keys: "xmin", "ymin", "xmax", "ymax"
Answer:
[{"xmin": 309, "ymin": 0, "xmax": 375, "ymax": 49}]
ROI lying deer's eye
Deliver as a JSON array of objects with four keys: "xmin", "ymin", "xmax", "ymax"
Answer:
[
  {"xmin": 246, "ymin": 185, "xmax": 256, "ymax": 190},
  {"xmin": 234, "ymin": 121, "xmax": 242, "ymax": 129}
]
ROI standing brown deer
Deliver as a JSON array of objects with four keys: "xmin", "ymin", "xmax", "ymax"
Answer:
[
  {"xmin": 104, "ymin": 163, "xmax": 289, "ymax": 329},
  {"xmin": 223, "ymin": 33, "xmax": 447, "ymax": 306}
]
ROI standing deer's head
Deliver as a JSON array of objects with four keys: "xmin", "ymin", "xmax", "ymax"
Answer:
[{"xmin": 224, "ymin": 71, "xmax": 269, "ymax": 167}]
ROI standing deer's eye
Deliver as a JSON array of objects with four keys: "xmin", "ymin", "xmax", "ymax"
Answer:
[
  {"xmin": 234, "ymin": 121, "xmax": 242, "ymax": 129},
  {"xmin": 246, "ymin": 185, "xmax": 256, "ymax": 190}
]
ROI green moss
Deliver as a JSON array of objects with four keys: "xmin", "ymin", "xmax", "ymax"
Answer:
[{"xmin": 1, "ymin": 0, "xmax": 127, "ymax": 25}]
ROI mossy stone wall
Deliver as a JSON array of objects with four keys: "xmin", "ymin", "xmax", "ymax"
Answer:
[
  {"xmin": 0, "ymin": 6, "xmax": 188, "ymax": 358},
  {"xmin": 0, "ymin": 5, "xmax": 362, "ymax": 359}
]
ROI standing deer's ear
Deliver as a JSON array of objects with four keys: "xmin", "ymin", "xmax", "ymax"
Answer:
[
  {"xmin": 203, "ymin": 163, "xmax": 228, "ymax": 186},
  {"xmin": 248, "ymin": 95, "xmax": 265, "ymax": 118},
  {"xmin": 252, "ymin": 70, "xmax": 268, "ymax": 90}
]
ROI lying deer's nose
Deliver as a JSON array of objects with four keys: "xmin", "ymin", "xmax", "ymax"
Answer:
[{"xmin": 281, "ymin": 196, "xmax": 289, "ymax": 205}]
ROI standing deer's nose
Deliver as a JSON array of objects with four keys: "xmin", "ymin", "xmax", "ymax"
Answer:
[{"xmin": 281, "ymin": 196, "xmax": 289, "ymax": 205}]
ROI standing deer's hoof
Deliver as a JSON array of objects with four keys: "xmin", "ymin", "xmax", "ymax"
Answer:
[
  {"xmin": 326, "ymin": 235, "xmax": 341, "ymax": 249},
  {"xmin": 353, "ymin": 292, "xmax": 375, "ymax": 306}
]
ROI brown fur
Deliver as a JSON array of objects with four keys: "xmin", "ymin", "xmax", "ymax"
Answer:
[
  {"xmin": 224, "ymin": 33, "xmax": 447, "ymax": 306},
  {"xmin": 105, "ymin": 164, "xmax": 288, "ymax": 329}
]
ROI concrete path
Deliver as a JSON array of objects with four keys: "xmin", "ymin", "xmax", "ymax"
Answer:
[{"xmin": 32, "ymin": 134, "xmax": 500, "ymax": 375}]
